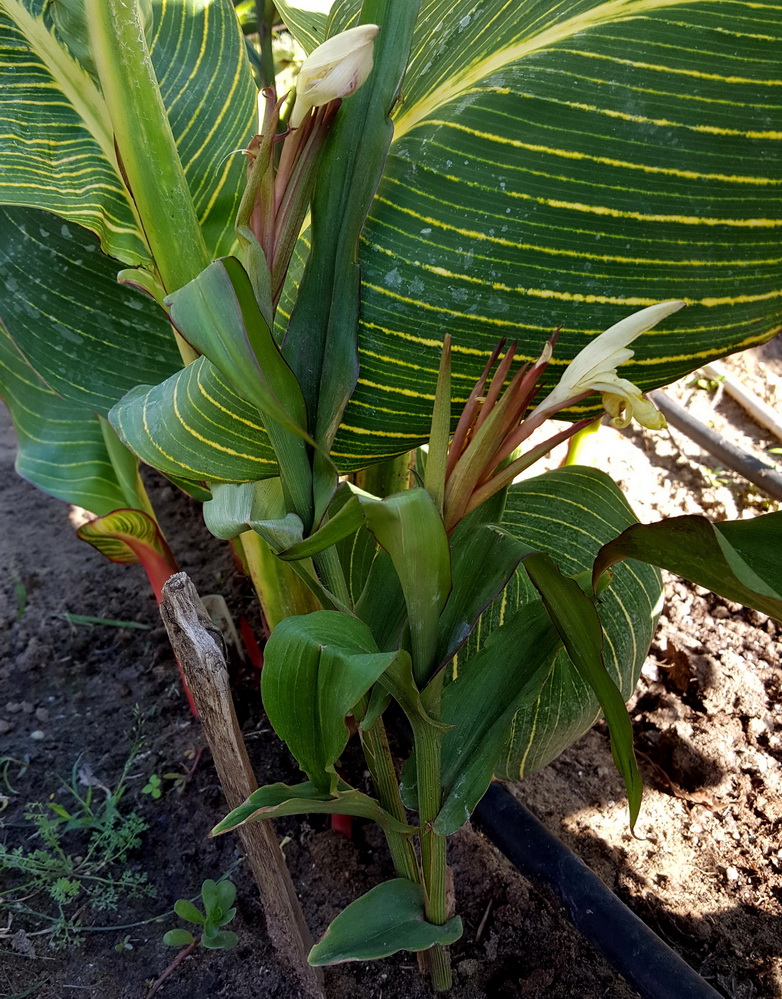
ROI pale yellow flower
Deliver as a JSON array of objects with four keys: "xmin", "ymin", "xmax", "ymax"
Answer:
[
  {"xmin": 289, "ymin": 25, "xmax": 380, "ymax": 128},
  {"xmin": 529, "ymin": 300, "xmax": 686, "ymax": 430}
]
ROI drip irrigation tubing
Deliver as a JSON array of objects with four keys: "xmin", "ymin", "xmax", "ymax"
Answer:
[
  {"xmin": 650, "ymin": 390, "xmax": 782, "ymax": 502},
  {"xmin": 473, "ymin": 782, "xmax": 723, "ymax": 999}
]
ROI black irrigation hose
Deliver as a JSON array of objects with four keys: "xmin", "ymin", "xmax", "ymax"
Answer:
[
  {"xmin": 650, "ymin": 390, "xmax": 782, "ymax": 502},
  {"xmin": 473, "ymin": 783, "xmax": 723, "ymax": 999}
]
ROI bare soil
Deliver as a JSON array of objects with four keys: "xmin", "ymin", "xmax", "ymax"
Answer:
[{"xmin": 1, "ymin": 337, "xmax": 780, "ymax": 999}]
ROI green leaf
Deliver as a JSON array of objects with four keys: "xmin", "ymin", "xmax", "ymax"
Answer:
[
  {"xmin": 336, "ymin": 521, "xmax": 381, "ymax": 605},
  {"xmin": 201, "ymin": 878, "xmax": 236, "ymax": 920},
  {"xmin": 0, "ymin": 207, "xmax": 181, "ymax": 414},
  {"xmin": 76, "ymin": 508, "xmax": 174, "ymax": 569},
  {"xmin": 203, "ymin": 480, "xmax": 352, "ymax": 611},
  {"xmin": 277, "ymin": 488, "xmax": 366, "ymax": 561},
  {"xmin": 201, "ymin": 929, "xmax": 238, "ymax": 950},
  {"xmin": 261, "ymin": 611, "xmax": 411, "ymax": 793},
  {"xmin": 0, "ymin": 328, "xmax": 127, "ymax": 514},
  {"xmin": 274, "ymin": 0, "xmax": 330, "ymax": 53},
  {"xmin": 173, "ymin": 899, "xmax": 205, "ymax": 926},
  {"xmin": 594, "ymin": 513, "xmax": 782, "ymax": 622},
  {"xmin": 353, "ymin": 547, "xmax": 407, "ymax": 651},
  {"xmin": 433, "ymin": 600, "xmax": 560, "ymax": 834},
  {"xmin": 362, "ymin": 488, "xmax": 451, "ymax": 683},
  {"xmin": 212, "ymin": 780, "xmax": 415, "ymax": 837},
  {"xmin": 0, "ymin": 0, "xmax": 256, "ymax": 263},
  {"xmin": 523, "ymin": 551, "xmax": 642, "ymax": 827},
  {"xmin": 163, "ymin": 928, "xmax": 196, "ymax": 947},
  {"xmin": 436, "ymin": 521, "xmax": 532, "ymax": 669},
  {"xmin": 109, "ymin": 359, "xmax": 278, "ymax": 484},
  {"xmin": 203, "ymin": 480, "xmax": 290, "ymax": 540},
  {"xmin": 317, "ymin": 0, "xmax": 782, "ymax": 469},
  {"xmin": 165, "ymin": 256, "xmax": 314, "ymax": 523},
  {"xmin": 455, "ymin": 466, "xmax": 662, "ymax": 781},
  {"xmin": 166, "ymin": 258, "xmax": 309, "ymax": 441},
  {"xmin": 283, "ymin": 0, "xmax": 420, "ymax": 454},
  {"xmin": 308, "ymin": 879, "xmax": 463, "ymax": 966}
]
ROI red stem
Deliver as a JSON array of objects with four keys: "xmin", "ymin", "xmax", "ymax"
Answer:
[{"xmin": 147, "ymin": 939, "xmax": 200, "ymax": 997}]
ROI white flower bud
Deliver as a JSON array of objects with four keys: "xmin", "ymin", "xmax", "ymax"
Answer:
[
  {"xmin": 289, "ymin": 24, "xmax": 380, "ymax": 129},
  {"xmin": 529, "ymin": 300, "xmax": 686, "ymax": 430}
]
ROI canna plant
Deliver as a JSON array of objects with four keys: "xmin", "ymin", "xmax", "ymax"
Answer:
[{"xmin": 1, "ymin": 0, "xmax": 782, "ymax": 991}]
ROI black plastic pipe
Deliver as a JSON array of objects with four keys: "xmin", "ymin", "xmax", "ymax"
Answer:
[
  {"xmin": 473, "ymin": 783, "xmax": 723, "ymax": 999},
  {"xmin": 650, "ymin": 390, "xmax": 782, "ymax": 502}
]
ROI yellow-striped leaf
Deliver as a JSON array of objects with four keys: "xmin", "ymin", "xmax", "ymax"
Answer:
[
  {"xmin": 311, "ymin": 0, "xmax": 782, "ymax": 469},
  {"xmin": 76, "ymin": 507, "xmax": 177, "ymax": 599},
  {"xmin": 0, "ymin": 207, "xmax": 180, "ymax": 414},
  {"xmin": 0, "ymin": 327, "xmax": 127, "ymax": 514},
  {"xmin": 110, "ymin": 358, "xmax": 277, "ymax": 483},
  {"xmin": 451, "ymin": 465, "xmax": 662, "ymax": 781},
  {"xmin": 76, "ymin": 507, "xmax": 172, "ymax": 566},
  {"xmin": 0, "ymin": 0, "xmax": 256, "ymax": 264},
  {"xmin": 274, "ymin": 0, "xmax": 329, "ymax": 54}
]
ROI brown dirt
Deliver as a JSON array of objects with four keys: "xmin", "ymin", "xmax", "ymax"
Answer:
[{"xmin": 0, "ymin": 337, "xmax": 780, "ymax": 999}]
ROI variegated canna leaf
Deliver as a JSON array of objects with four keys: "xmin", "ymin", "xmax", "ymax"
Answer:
[
  {"xmin": 77, "ymin": 508, "xmax": 178, "ymax": 599},
  {"xmin": 276, "ymin": 0, "xmax": 782, "ymax": 469},
  {"xmin": 0, "ymin": 207, "xmax": 180, "ymax": 414},
  {"xmin": 0, "ymin": 326, "xmax": 128, "ymax": 514},
  {"xmin": 0, "ymin": 0, "xmax": 256, "ymax": 264},
  {"xmin": 451, "ymin": 465, "xmax": 662, "ymax": 781},
  {"xmin": 273, "ymin": 0, "xmax": 330, "ymax": 53}
]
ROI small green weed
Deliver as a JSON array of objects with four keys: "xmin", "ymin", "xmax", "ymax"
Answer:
[
  {"xmin": 0, "ymin": 734, "xmax": 153, "ymax": 949},
  {"xmin": 141, "ymin": 774, "xmax": 163, "ymax": 799},
  {"xmin": 701, "ymin": 465, "xmax": 729, "ymax": 489},
  {"xmin": 164, "ymin": 878, "xmax": 238, "ymax": 951},
  {"xmin": 13, "ymin": 580, "xmax": 27, "ymax": 622},
  {"xmin": 688, "ymin": 373, "xmax": 725, "ymax": 392}
]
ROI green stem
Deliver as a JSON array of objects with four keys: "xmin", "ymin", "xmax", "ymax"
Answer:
[
  {"xmin": 257, "ymin": 0, "xmax": 277, "ymax": 91},
  {"xmin": 354, "ymin": 452, "xmax": 412, "ymax": 498},
  {"xmin": 413, "ymin": 704, "xmax": 452, "ymax": 992},
  {"xmin": 359, "ymin": 713, "xmax": 420, "ymax": 885},
  {"xmin": 312, "ymin": 545, "xmax": 352, "ymax": 609},
  {"xmin": 86, "ymin": 0, "xmax": 209, "ymax": 293},
  {"xmin": 240, "ymin": 530, "xmax": 320, "ymax": 630},
  {"xmin": 562, "ymin": 417, "xmax": 602, "ymax": 466}
]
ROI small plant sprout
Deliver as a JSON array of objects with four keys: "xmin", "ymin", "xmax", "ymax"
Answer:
[
  {"xmin": 150, "ymin": 880, "xmax": 239, "ymax": 996},
  {"xmin": 163, "ymin": 879, "xmax": 238, "ymax": 951},
  {"xmin": 142, "ymin": 774, "xmax": 163, "ymax": 800}
]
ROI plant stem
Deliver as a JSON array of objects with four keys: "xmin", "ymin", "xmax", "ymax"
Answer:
[
  {"xmin": 413, "ymin": 710, "xmax": 452, "ymax": 991},
  {"xmin": 240, "ymin": 530, "xmax": 321, "ymax": 630},
  {"xmin": 359, "ymin": 714, "xmax": 420, "ymax": 885},
  {"xmin": 562, "ymin": 417, "xmax": 602, "ymax": 466},
  {"xmin": 257, "ymin": 0, "xmax": 277, "ymax": 91},
  {"xmin": 86, "ymin": 0, "xmax": 209, "ymax": 294},
  {"xmin": 147, "ymin": 939, "xmax": 200, "ymax": 997},
  {"xmin": 354, "ymin": 452, "xmax": 412, "ymax": 498},
  {"xmin": 312, "ymin": 545, "xmax": 352, "ymax": 609}
]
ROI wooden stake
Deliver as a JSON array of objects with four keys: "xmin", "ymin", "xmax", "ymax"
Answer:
[{"xmin": 160, "ymin": 573, "xmax": 324, "ymax": 998}]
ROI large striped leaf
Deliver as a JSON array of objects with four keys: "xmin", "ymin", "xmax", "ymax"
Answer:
[
  {"xmin": 110, "ymin": 358, "xmax": 277, "ymax": 483},
  {"xmin": 0, "ymin": 207, "xmax": 181, "ymax": 414},
  {"xmin": 0, "ymin": 328, "xmax": 126, "ymax": 514},
  {"xmin": 274, "ymin": 0, "xmax": 329, "ymax": 53},
  {"xmin": 451, "ymin": 465, "xmax": 662, "ymax": 780},
  {"xmin": 0, "ymin": 0, "xmax": 256, "ymax": 264},
  {"xmin": 315, "ymin": 0, "xmax": 782, "ymax": 470}
]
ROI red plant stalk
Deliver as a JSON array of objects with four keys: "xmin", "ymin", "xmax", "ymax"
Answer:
[{"xmin": 123, "ymin": 536, "xmax": 198, "ymax": 718}]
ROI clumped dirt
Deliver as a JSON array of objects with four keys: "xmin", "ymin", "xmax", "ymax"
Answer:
[{"xmin": 0, "ymin": 338, "xmax": 780, "ymax": 998}]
